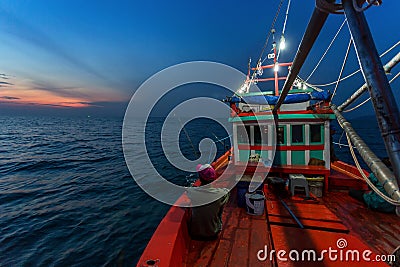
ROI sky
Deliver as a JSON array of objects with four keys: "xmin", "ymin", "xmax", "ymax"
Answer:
[{"xmin": 0, "ymin": 0, "xmax": 399, "ymax": 118}]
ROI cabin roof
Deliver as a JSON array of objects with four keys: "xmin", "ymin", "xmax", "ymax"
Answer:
[{"xmin": 229, "ymin": 113, "xmax": 335, "ymax": 122}]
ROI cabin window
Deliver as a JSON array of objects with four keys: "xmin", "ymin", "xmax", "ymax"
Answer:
[
  {"xmin": 277, "ymin": 126, "xmax": 285, "ymax": 145},
  {"xmin": 254, "ymin": 125, "xmax": 268, "ymax": 145},
  {"xmin": 291, "ymin": 125, "xmax": 304, "ymax": 144},
  {"xmin": 237, "ymin": 125, "xmax": 250, "ymax": 144},
  {"xmin": 310, "ymin": 124, "xmax": 322, "ymax": 143}
]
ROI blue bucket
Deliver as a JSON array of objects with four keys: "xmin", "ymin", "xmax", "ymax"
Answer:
[{"xmin": 236, "ymin": 182, "xmax": 248, "ymax": 208}]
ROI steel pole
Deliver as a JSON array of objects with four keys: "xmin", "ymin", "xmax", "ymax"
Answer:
[
  {"xmin": 331, "ymin": 104, "xmax": 400, "ymax": 202},
  {"xmin": 343, "ymin": 0, "xmax": 400, "ymax": 186},
  {"xmin": 338, "ymin": 52, "xmax": 400, "ymax": 111},
  {"xmin": 273, "ymin": 7, "xmax": 329, "ymax": 112}
]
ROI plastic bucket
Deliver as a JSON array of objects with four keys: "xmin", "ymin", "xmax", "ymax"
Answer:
[
  {"xmin": 236, "ymin": 181, "xmax": 264, "ymax": 208},
  {"xmin": 309, "ymin": 181, "xmax": 324, "ymax": 198},
  {"xmin": 245, "ymin": 190, "xmax": 265, "ymax": 215},
  {"xmin": 306, "ymin": 177, "xmax": 324, "ymax": 198}
]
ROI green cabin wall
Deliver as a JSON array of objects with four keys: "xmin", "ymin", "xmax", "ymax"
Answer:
[{"xmin": 233, "ymin": 117, "xmax": 331, "ymax": 168}]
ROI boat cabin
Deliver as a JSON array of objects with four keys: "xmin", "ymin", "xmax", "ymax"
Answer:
[{"xmin": 230, "ymin": 106, "xmax": 334, "ymax": 169}]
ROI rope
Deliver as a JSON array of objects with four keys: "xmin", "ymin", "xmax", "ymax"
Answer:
[
  {"xmin": 309, "ymin": 40, "xmax": 400, "ymax": 87},
  {"xmin": 277, "ymin": 0, "xmax": 291, "ymax": 61},
  {"xmin": 311, "ymin": 70, "xmax": 360, "ymax": 87},
  {"xmin": 281, "ymin": 0, "xmax": 290, "ymax": 38},
  {"xmin": 207, "ymin": 143, "xmax": 214, "ymax": 164},
  {"xmin": 338, "ymin": 130, "xmax": 345, "ymax": 148},
  {"xmin": 258, "ymin": 0, "xmax": 284, "ymax": 64},
  {"xmin": 176, "ymin": 116, "xmax": 198, "ymax": 157},
  {"xmin": 305, "ymin": 19, "xmax": 347, "ymax": 82},
  {"xmin": 295, "ymin": 76, "xmax": 323, "ymax": 92},
  {"xmin": 331, "ymin": 38, "xmax": 353, "ymax": 103},
  {"xmin": 332, "ymin": 141, "xmax": 355, "ymax": 148},
  {"xmin": 380, "ymin": 40, "xmax": 400, "ymax": 58},
  {"xmin": 345, "ymin": 132, "xmax": 400, "ymax": 205},
  {"xmin": 237, "ymin": 0, "xmax": 285, "ymax": 93},
  {"xmin": 208, "ymin": 134, "xmax": 232, "ymax": 163},
  {"xmin": 342, "ymin": 97, "xmax": 371, "ymax": 113},
  {"xmin": 342, "ymin": 71, "xmax": 400, "ymax": 112}
]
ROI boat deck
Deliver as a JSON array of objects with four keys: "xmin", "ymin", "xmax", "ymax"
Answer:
[
  {"xmin": 323, "ymin": 191, "xmax": 399, "ymax": 256},
  {"xmin": 137, "ymin": 161, "xmax": 399, "ymax": 267},
  {"xmin": 184, "ymin": 188, "xmax": 273, "ymax": 267},
  {"xmin": 184, "ymin": 187, "xmax": 399, "ymax": 266}
]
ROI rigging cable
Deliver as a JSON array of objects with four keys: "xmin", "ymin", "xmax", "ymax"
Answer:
[
  {"xmin": 258, "ymin": 0, "xmax": 285, "ymax": 65},
  {"xmin": 276, "ymin": 0, "xmax": 291, "ymax": 61},
  {"xmin": 236, "ymin": 0, "xmax": 285, "ymax": 93},
  {"xmin": 176, "ymin": 115, "xmax": 198, "ymax": 158},
  {"xmin": 342, "ymin": 71, "xmax": 400, "ymax": 112},
  {"xmin": 208, "ymin": 133, "xmax": 232, "ymax": 164},
  {"xmin": 294, "ymin": 76, "xmax": 323, "ymax": 92},
  {"xmin": 330, "ymin": 38, "xmax": 353, "ymax": 103},
  {"xmin": 305, "ymin": 19, "xmax": 347, "ymax": 82},
  {"xmin": 309, "ymin": 40, "xmax": 400, "ymax": 87}
]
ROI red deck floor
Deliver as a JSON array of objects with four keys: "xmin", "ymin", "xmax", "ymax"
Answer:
[
  {"xmin": 184, "ymin": 187, "xmax": 398, "ymax": 266},
  {"xmin": 184, "ymin": 190, "xmax": 272, "ymax": 266}
]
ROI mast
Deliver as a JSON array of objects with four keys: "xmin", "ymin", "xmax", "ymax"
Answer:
[
  {"xmin": 273, "ymin": 42, "xmax": 279, "ymax": 96},
  {"xmin": 342, "ymin": 0, "xmax": 400, "ymax": 186}
]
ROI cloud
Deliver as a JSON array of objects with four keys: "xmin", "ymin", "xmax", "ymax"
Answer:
[
  {"xmin": 0, "ymin": 73, "xmax": 12, "ymax": 79},
  {"xmin": 0, "ymin": 7, "xmax": 108, "ymax": 81},
  {"xmin": 59, "ymin": 101, "xmax": 100, "ymax": 107},
  {"xmin": 0, "ymin": 81, "xmax": 13, "ymax": 85},
  {"xmin": 32, "ymin": 81, "xmax": 91, "ymax": 99},
  {"xmin": 0, "ymin": 96, "xmax": 20, "ymax": 100}
]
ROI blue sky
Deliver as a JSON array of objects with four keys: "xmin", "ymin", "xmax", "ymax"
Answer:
[{"xmin": 0, "ymin": 0, "xmax": 398, "ymax": 117}]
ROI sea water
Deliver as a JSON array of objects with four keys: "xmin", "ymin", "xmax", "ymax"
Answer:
[{"xmin": 0, "ymin": 115, "xmax": 385, "ymax": 266}]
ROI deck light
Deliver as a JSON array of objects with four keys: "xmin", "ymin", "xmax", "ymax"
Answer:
[
  {"xmin": 274, "ymin": 62, "xmax": 279, "ymax": 72},
  {"xmin": 280, "ymin": 36, "xmax": 286, "ymax": 50}
]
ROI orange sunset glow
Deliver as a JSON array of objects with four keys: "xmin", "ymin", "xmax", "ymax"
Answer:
[
  {"xmin": 0, "ymin": 78, "xmax": 125, "ymax": 108},
  {"xmin": 1, "ymin": 89, "xmax": 90, "ymax": 107}
]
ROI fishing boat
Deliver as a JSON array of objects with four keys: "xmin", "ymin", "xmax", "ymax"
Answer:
[{"xmin": 136, "ymin": 1, "xmax": 399, "ymax": 266}]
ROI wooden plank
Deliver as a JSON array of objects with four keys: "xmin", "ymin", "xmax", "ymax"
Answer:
[
  {"xmin": 267, "ymin": 200, "xmax": 343, "ymax": 223},
  {"xmin": 270, "ymin": 225, "xmax": 388, "ymax": 266},
  {"xmin": 249, "ymin": 219, "xmax": 273, "ymax": 267},
  {"xmin": 323, "ymin": 191, "xmax": 400, "ymax": 256},
  {"xmin": 268, "ymin": 215, "xmax": 348, "ymax": 233},
  {"xmin": 209, "ymin": 239, "xmax": 232, "ymax": 267},
  {"xmin": 191, "ymin": 239, "xmax": 219, "ymax": 267},
  {"xmin": 228, "ymin": 228, "xmax": 250, "ymax": 267},
  {"xmin": 222, "ymin": 207, "xmax": 241, "ymax": 240},
  {"xmin": 239, "ymin": 208, "xmax": 252, "ymax": 229}
]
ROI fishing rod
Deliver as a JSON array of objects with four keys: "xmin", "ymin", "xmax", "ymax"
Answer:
[{"xmin": 175, "ymin": 115, "xmax": 198, "ymax": 158}]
